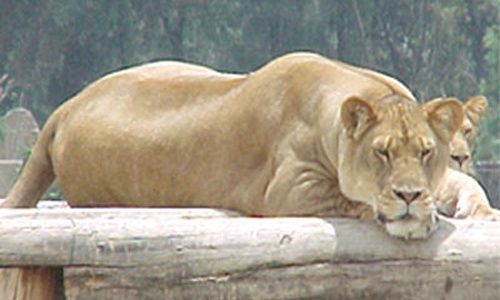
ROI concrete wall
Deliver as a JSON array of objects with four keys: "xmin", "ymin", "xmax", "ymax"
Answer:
[
  {"xmin": 0, "ymin": 160, "xmax": 22, "ymax": 197},
  {"xmin": 0, "ymin": 108, "xmax": 39, "ymax": 197},
  {"xmin": 0, "ymin": 108, "xmax": 39, "ymax": 159}
]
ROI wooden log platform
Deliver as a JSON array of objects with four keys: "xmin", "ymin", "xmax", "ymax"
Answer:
[{"xmin": 0, "ymin": 203, "xmax": 499, "ymax": 299}]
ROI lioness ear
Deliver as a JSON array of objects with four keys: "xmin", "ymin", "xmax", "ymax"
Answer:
[
  {"xmin": 422, "ymin": 98, "xmax": 464, "ymax": 142},
  {"xmin": 464, "ymin": 96, "xmax": 488, "ymax": 125},
  {"xmin": 341, "ymin": 96, "xmax": 378, "ymax": 140}
]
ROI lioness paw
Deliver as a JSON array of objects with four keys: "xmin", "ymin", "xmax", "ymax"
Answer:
[
  {"xmin": 383, "ymin": 214, "xmax": 439, "ymax": 240},
  {"xmin": 467, "ymin": 207, "xmax": 500, "ymax": 221}
]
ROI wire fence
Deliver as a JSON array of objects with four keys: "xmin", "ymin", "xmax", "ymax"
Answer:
[{"xmin": 476, "ymin": 161, "xmax": 500, "ymax": 208}]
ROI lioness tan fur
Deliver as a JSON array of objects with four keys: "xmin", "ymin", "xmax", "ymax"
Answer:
[
  {"xmin": 3, "ymin": 52, "xmax": 464, "ymax": 239},
  {"xmin": 435, "ymin": 168, "xmax": 500, "ymax": 220},
  {"xmin": 1, "ymin": 53, "xmax": 466, "ymax": 299},
  {"xmin": 449, "ymin": 96, "xmax": 487, "ymax": 174},
  {"xmin": 435, "ymin": 96, "xmax": 500, "ymax": 219}
]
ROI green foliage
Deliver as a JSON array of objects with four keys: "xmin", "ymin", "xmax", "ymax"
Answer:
[
  {"xmin": 481, "ymin": 22, "xmax": 500, "ymax": 104},
  {"xmin": 0, "ymin": 0, "xmax": 498, "ymax": 160},
  {"xmin": 476, "ymin": 14, "xmax": 500, "ymax": 161},
  {"xmin": 475, "ymin": 114, "xmax": 500, "ymax": 161}
]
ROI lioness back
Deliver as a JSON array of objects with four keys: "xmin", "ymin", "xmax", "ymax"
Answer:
[
  {"xmin": 48, "ymin": 53, "xmax": 408, "ymax": 210},
  {"xmin": 50, "ymin": 61, "xmax": 254, "ymax": 208}
]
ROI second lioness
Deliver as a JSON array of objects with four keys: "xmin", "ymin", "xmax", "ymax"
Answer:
[
  {"xmin": 4, "ymin": 53, "xmax": 464, "ymax": 240},
  {"xmin": 449, "ymin": 96, "xmax": 487, "ymax": 174},
  {"xmin": 436, "ymin": 96, "xmax": 500, "ymax": 219}
]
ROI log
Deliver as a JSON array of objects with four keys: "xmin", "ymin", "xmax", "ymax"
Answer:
[{"xmin": 0, "ymin": 207, "xmax": 499, "ymax": 300}]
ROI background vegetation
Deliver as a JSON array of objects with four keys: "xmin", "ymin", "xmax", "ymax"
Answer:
[{"xmin": 0, "ymin": 0, "xmax": 498, "ymax": 160}]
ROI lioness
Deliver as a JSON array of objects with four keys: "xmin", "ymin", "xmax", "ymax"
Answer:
[
  {"xmin": 3, "ymin": 52, "xmax": 464, "ymax": 239},
  {"xmin": 449, "ymin": 96, "xmax": 487, "ymax": 174},
  {"xmin": 436, "ymin": 96, "xmax": 500, "ymax": 219}
]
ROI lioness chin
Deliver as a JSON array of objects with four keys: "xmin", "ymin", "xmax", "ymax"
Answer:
[
  {"xmin": 3, "ymin": 52, "xmax": 465, "ymax": 240},
  {"xmin": 383, "ymin": 215, "xmax": 439, "ymax": 240}
]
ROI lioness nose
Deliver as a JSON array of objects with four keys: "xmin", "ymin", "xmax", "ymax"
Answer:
[
  {"xmin": 451, "ymin": 154, "xmax": 469, "ymax": 166},
  {"xmin": 393, "ymin": 189, "xmax": 422, "ymax": 204}
]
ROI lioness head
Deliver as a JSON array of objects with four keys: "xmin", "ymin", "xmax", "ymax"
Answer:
[
  {"xmin": 449, "ymin": 96, "xmax": 487, "ymax": 174},
  {"xmin": 339, "ymin": 95, "xmax": 463, "ymax": 239}
]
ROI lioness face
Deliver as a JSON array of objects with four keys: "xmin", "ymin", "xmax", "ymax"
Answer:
[
  {"xmin": 449, "ymin": 96, "xmax": 487, "ymax": 174},
  {"xmin": 340, "ymin": 96, "xmax": 463, "ymax": 239}
]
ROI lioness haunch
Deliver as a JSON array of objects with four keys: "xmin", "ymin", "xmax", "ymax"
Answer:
[{"xmin": 3, "ymin": 52, "xmax": 464, "ymax": 240}]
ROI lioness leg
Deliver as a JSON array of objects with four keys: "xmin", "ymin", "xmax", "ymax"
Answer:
[
  {"xmin": 466, "ymin": 206, "xmax": 500, "ymax": 221},
  {"xmin": 435, "ymin": 169, "xmax": 500, "ymax": 221},
  {"xmin": 263, "ymin": 155, "xmax": 371, "ymax": 218},
  {"xmin": 455, "ymin": 190, "xmax": 500, "ymax": 221}
]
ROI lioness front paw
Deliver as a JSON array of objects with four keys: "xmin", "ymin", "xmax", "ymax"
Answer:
[
  {"xmin": 468, "ymin": 208, "xmax": 500, "ymax": 221},
  {"xmin": 382, "ymin": 213, "xmax": 439, "ymax": 240}
]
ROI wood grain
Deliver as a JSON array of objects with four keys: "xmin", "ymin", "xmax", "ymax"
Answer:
[{"xmin": 0, "ymin": 207, "xmax": 498, "ymax": 299}]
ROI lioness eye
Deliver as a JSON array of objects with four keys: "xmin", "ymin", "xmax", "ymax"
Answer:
[
  {"xmin": 375, "ymin": 148, "xmax": 390, "ymax": 160},
  {"xmin": 421, "ymin": 149, "xmax": 432, "ymax": 160},
  {"xmin": 463, "ymin": 127, "xmax": 472, "ymax": 137}
]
